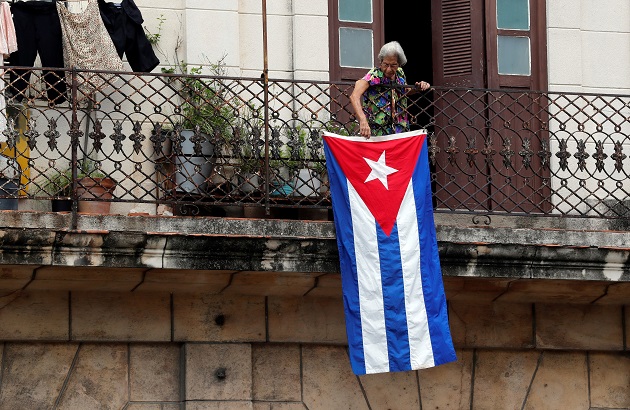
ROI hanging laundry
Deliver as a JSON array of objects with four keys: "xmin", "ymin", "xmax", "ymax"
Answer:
[
  {"xmin": 0, "ymin": 2, "xmax": 17, "ymax": 58},
  {"xmin": 0, "ymin": 1, "xmax": 18, "ymax": 180},
  {"xmin": 56, "ymin": 0, "xmax": 124, "ymax": 99},
  {"xmin": 98, "ymin": 0, "xmax": 159, "ymax": 73},
  {"xmin": 8, "ymin": 0, "xmax": 67, "ymax": 104},
  {"xmin": 0, "ymin": 1, "xmax": 17, "ymax": 133}
]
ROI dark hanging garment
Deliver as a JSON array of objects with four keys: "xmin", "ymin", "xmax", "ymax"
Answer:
[
  {"xmin": 8, "ymin": 1, "xmax": 67, "ymax": 104},
  {"xmin": 97, "ymin": 0, "xmax": 159, "ymax": 73}
]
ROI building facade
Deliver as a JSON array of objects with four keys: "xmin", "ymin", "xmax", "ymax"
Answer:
[{"xmin": 0, "ymin": 1, "xmax": 628, "ymax": 409}]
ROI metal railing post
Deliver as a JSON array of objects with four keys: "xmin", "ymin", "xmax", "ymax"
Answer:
[
  {"xmin": 70, "ymin": 66, "xmax": 80, "ymax": 229},
  {"xmin": 262, "ymin": 0, "xmax": 270, "ymax": 215}
]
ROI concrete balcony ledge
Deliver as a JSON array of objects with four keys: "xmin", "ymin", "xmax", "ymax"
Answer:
[{"xmin": 0, "ymin": 211, "xmax": 628, "ymax": 298}]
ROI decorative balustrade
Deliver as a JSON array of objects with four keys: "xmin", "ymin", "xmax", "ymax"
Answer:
[{"xmin": 0, "ymin": 67, "xmax": 628, "ymax": 219}]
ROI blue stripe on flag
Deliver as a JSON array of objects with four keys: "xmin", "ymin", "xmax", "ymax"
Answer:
[
  {"xmin": 323, "ymin": 142, "xmax": 366, "ymax": 375},
  {"xmin": 377, "ymin": 221, "xmax": 412, "ymax": 372},
  {"xmin": 414, "ymin": 140, "xmax": 457, "ymax": 366}
]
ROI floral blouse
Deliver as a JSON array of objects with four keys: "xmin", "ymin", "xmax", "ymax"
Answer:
[{"xmin": 361, "ymin": 67, "xmax": 410, "ymax": 135}]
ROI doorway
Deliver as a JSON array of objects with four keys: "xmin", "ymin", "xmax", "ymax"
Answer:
[
  {"xmin": 384, "ymin": 2, "xmax": 433, "ymax": 130},
  {"xmin": 384, "ymin": 2, "xmax": 433, "ymax": 89}
]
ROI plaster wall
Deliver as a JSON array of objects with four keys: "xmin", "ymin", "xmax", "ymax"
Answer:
[
  {"xmin": 0, "ymin": 214, "xmax": 627, "ymax": 407},
  {"xmin": 135, "ymin": 1, "xmax": 630, "ymax": 93},
  {"xmin": 135, "ymin": 0, "xmax": 330, "ymax": 81},
  {"xmin": 547, "ymin": 0, "xmax": 630, "ymax": 94}
]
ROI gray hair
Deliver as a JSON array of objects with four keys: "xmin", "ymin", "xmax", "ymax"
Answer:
[{"xmin": 378, "ymin": 41, "xmax": 407, "ymax": 66}]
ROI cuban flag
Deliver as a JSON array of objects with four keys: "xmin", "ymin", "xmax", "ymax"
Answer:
[{"xmin": 322, "ymin": 129, "xmax": 456, "ymax": 375}]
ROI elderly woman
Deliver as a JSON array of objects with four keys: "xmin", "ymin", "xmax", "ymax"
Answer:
[{"xmin": 349, "ymin": 41, "xmax": 430, "ymax": 138}]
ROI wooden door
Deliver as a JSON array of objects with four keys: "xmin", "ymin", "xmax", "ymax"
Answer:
[
  {"xmin": 431, "ymin": 0, "xmax": 491, "ymax": 211},
  {"xmin": 430, "ymin": 0, "xmax": 549, "ymax": 213}
]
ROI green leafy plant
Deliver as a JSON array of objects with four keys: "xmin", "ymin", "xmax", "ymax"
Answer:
[
  {"xmin": 144, "ymin": 14, "xmax": 166, "ymax": 46},
  {"xmin": 238, "ymin": 144, "xmax": 263, "ymax": 174},
  {"xmin": 157, "ymin": 56, "xmax": 238, "ymax": 150},
  {"xmin": 41, "ymin": 166, "xmax": 72, "ymax": 197},
  {"xmin": 308, "ymin": 119, "xmax": 358, "ymax": 175},
  {"xmin": 77, "ymin": 158, "xmax": 107, "ymax": 179},
  {"xmin": 178, "ymin": 61, "xmax": 235, "ymax": 139},
  {"xmin": 323, "ymin": 119, "xmax": 359, "ymax": 137},
  {"xmin": 283, "ymin": 121, "xmax": 332, "ymax": 176},
  {"xmin": 280, "ymin": 123, "xmax": 310, "ymax": 172},
  {"xmin": 41, "ymin": 159, "xmax": 108, "ymax": 197},
  {"xmin": 235, "ymin": 104, "xmax": 265, "ymax": 174},
  {"xmin": 147, "ymin": 16, "xmax": 238, "ymax": 150}
]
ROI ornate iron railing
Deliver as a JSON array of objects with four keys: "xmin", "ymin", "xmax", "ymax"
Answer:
[{"xmin": 0, "ymin": 67, "xmax": 628, "ymax": 219}]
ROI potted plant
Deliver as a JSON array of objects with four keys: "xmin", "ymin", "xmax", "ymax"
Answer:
[
  {"xmin": 237, "ymin": 151, "xmax": 263, "ymax": 195},
  {"xmin": 76, "ymin": 159, "xmax": 116, "ymax": 214},
  {"xmin": 169, "ymin": 124, "xmax": 215, "ymax": 195},
  {"xmin": 151, "ymin": 23, "xmax": 237, "ymax": 195},
  {"xmin": 234, "ymin": 105, "xmax": 265, "ymax": 195},
  {"xmin": 40, "ymin": 166, "xmax": 73, "ymax": 212},
  {"xmin": 170, "ymin": 61, "xmax": 239, "ymax": 195},
  {"xmin": 179, "ymin": 64, "xmax": 233, "ymax": 138},
  {"xmin": 267, "ymin": 128, "xmax": 296, "ymax": 197},
  {"xmin": 41, "ymin": 159, "xmax": 116, "ymax": 213},
  {"xmin": 284, "ymin": 124, "xmax": 325, "ymax": 198}
]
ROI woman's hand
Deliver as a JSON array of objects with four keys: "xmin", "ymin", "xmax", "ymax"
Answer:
[
  {"xmin": 415, "ymin": 81, "xmax": 431, "ymax": 91},
  {"xmin": 359, "ymin": 117, "xmax": 371, "ymax": 139}
]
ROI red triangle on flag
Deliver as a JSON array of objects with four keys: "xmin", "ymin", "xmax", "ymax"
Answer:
[{"xmin": 324, "ymin": 131, "xmax": 426, "ymax": 236}]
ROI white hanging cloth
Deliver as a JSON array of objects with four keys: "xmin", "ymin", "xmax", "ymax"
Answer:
[{"xmin": 0, "ymin": 2, "xmax": 18, "ymax": 179}]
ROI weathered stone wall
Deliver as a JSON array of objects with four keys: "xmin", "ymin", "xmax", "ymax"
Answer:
[
  {"xmin": 0, "ymin": 289, "xmax": 628, "ymax": 409},
  {"xmin": 0, "ymin": 213, "xmax": 628, "ymax": 408}
]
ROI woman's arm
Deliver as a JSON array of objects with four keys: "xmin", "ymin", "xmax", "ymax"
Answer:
[{"xmin": 349, "ymin": 79, "xmax": 371, "ymax": 138}]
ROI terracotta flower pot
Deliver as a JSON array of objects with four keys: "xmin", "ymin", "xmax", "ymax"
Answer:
[{"xmin": 76, "ymin": 177, "xmax": 116, "ymax": 214}]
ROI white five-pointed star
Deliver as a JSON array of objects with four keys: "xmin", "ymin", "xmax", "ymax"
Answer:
[{"xmin": 364, "ymin": 150, "xmax": 398, "ymax": 189}]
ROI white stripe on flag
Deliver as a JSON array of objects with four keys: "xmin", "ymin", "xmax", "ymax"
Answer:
[
  {"xmin": 348, "ymin": 181, "xmax": 389, "ymax": 374},
  {"xmin": 398, "ymin": 180, "xmax": 435, "ymax": 369}
]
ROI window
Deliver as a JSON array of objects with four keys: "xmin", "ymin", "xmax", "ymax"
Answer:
[
  {"xmin": 431, "ymin": 0, "xmax": 547, "ymax": 90},
  {"xmin": 487, "ymin": 0, "xmax": 547, "ymax": 89},
  {"xmin": 339, "ymin": 0, "xmax": 372, "ymax": 23},
  {"xmin": 497, "ymin": 0, "xmax": 529, "ymax": 29},
  {"xmin": 497, "ymin": 36, "xmax": 531, "ymax": 75},
  {"xmin": 329, "ymin": 0, "xmax": 383, "ymax": 81},
  {"xmin": 339, "ymin": 28, "xmax": 373, "ymax": 68},
  {"xmin": 496, "ymin": 0, "xmax": 531, "ymax": 75}
]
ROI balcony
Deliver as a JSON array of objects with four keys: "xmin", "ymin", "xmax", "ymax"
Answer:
[{"xmin": 0, "ymin": 67, "xmax": 628, "ymax": 297}]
